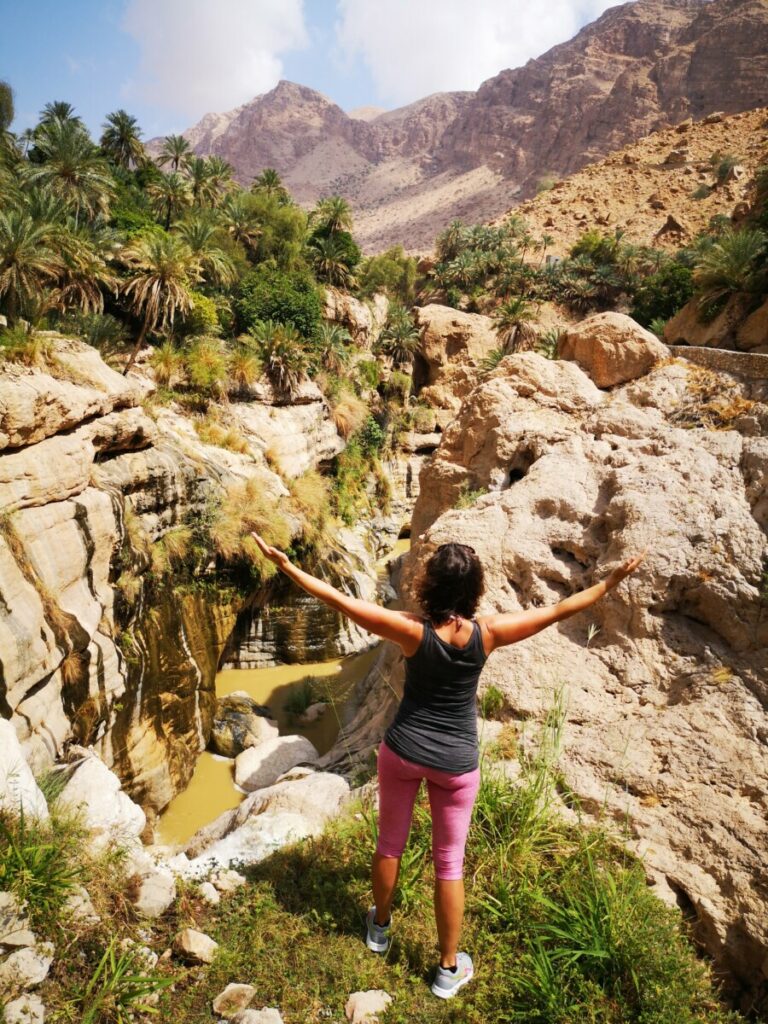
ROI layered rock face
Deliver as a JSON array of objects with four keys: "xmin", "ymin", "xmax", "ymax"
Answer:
[
  {"xmin": 330, "ymin": 346, "xmax": 768, "ymax": 1002},
  {"xmin": 170, "ymin": 0, "xmax": 768, "ymax": 250},
  {"xmin": 0, "ymin": 338, "xmax": 363, "ymax": 812}
]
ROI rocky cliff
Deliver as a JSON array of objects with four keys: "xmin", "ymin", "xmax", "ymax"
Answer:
[
  {"xmin": 327, "ymin": 320, "xmax": 768, "ymax": 1005},
  {"xmin": 0, "ymin": 335, "xmax": 399, "ymax": 814},
  {"xmin": 170, "ymin": 0, "xmax": 768, "ymax": 250}
]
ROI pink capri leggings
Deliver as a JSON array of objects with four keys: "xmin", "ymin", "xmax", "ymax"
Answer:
[{"xmin": 376, "ymin": 741, "xmax": 481, "ymax": 881}]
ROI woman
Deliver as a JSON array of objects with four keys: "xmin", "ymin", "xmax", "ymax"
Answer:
[{"xmin": 251, "ymin": 532, "xmax": 644, "ymax": 999}]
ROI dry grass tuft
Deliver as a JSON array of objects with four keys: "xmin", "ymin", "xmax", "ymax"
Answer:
[
  {"xmin": 210, "ymin": 479, "xmax": 291, "ymax": 573},
  {"xmin": 331, "ymin": 394, "xmax": 369, "ymax": 439},
  {"xmin": 194, "ymin": 414, "xmax": 251, "ymax": 455}
]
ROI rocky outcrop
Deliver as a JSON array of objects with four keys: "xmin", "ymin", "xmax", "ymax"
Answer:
[
  {"xmin": 559, "ymin": 312, "xmax": 668, "ymax": 387},
  {"xmin": 210, "ymin": 692, "xmax": 278, "ymax": 758},
  {"xmin": 330, "ymin": 351, "xmax": 768, "ymax": 1003},
  {"xmin": 412, "ymin": 304, "xmax": 498, "ymax": 410},
  {"xmin": 665, "ymin": 293, "xmax": 768, "ymax": 353},
  {"xmin": 169, "ymin": 1, "xmax": 768, "ymax": 250},
  {"xmin": 0, "ymin": 337, "xmax": 359, "ymax": 812},
  {"xmin": 324, "ymin": 289, "xmax": 388, "ymax": 348},
  {"xmin": 234, "ymin": 735, "xmax": 318, "ymax": 791}
]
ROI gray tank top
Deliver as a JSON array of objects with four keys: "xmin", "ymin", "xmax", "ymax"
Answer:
[{"xmin": 384, "ymin": 618, "xmax": 487, "ymax": 774}]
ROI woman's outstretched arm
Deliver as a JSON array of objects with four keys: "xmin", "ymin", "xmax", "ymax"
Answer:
[
  {"xmin": 250, "ymin": 532, "xmax": 423, "ymax": 653},
  {"xmin": 481, "ymin": 553, "xmax": 645, "ymax": 654}
]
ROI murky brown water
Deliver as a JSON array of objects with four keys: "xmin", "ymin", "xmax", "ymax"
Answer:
[{"xmin": 157, "ymin": 539, "xmax": 411, "ymax": 847}]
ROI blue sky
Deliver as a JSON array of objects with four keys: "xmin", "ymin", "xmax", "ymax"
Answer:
[{"xmin": 2, "ymin": 0, "xmax": 618, "ymax": 140}]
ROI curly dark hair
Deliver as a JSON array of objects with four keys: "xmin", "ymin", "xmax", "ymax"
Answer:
[{"xmin": 414, "ymin": 542, "xmax": 485, "ymax": 624}]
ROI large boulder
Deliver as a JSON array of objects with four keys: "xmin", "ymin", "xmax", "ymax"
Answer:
[
  {"xmin": 181, "ymin": 769, "xmax": 350, "ymax": 871},
  {"xmin": 324, "ymin": 288, "xmax": 388, "ymax": 348},
  {"xmin": 412, "ymin": 305, "xmax": 499, "ymax": 410},
  {"xmin": 558, "ymin": 312, "xmax": 667, "ymax": 387},
  {"xmin": 664, "ymin": 294, "xmax": 760, "ymax": 352},
  {"xmin": 0, "ymin": 721, "xmax": 48, "ymax": 820},
  {"xmin": 234, "ymin": 736, "xmax": 319, "ymax": 792},
  {"xmin": 56, "ymin": 749, "xmax": 146, "ymax": 850},
  {"xmin": 210, "ymin": 692, "xmax": 279, "ymax": 758},
  {"xmin": 332, "ymin": 352, "xmax": 768, "ymax": 1003},
  {"xmin": 737, "ymin": 298, "xmax": 768, "ymax": 353}
]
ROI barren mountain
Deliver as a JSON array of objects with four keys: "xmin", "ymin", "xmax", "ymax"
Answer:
[
  {"xmin": 505, "ymin": 105, "xmax": 768, "ymax": 255},
  {"xmin": 175, "ymin": 0, "xmax": 768, "ymax": 251}
]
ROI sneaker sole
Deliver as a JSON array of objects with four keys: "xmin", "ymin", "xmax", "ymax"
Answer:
[
  {"xmin": 365, "ymin": 935, "xmax": 389, "ymax": 953},
  {"xmin": 431, "ymin": 969, "xmax": 474, "ymax": 999}
]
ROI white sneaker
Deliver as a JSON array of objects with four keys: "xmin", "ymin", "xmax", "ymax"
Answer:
[
  {"xmin": 431, "ymin": 952, "xmax": 474, "ymax": 998},
  {"xmin": 365, "ymin": 907, "xmax": 391, "ymax": 953}
]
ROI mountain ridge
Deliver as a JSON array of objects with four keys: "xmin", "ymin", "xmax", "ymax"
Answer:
[{"xmin": 161, "ymin": 0, "xmax": 768, "ymax": 251}]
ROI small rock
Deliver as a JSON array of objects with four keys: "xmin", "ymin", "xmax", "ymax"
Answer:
[
  {"xmin": 210, "ymin": 693, "xmax": 279, "ymax": 758},
  {"xmin": 0, "ymin": 891, "xmax": 35, "ymax": 949},
  {"xmin": 212, "ymin": 983, "xmax": 257, "ymax": 1017},
  {"xmin": 234, "ymin": 736, "xmax": 319, "ymax": 792},
  {"xmin": 0, "ymin": 943, "xmax": 55, "ymax": 998},
  {"xmin": 664, "ymin": 148, "xmax": 689, "ymax": 166},
  {"xmin": 345, "ymin": 990, "xmax": 393, "ymax": 1023},
  {"xmin": 704, "ymin": 111, "xmax": 724, "ymax": 124},
  {"xmin": 64, "ymin": 884, "xmax": 100, "ymax": 924},
  {"xmin": 199, "ymin": 881, "xmax": 221, "ymax": 905},
  {"xmin": 174, "ymin": 927, "xmax": 218, "ymax": 965},
  {"xmin": 233, "ymin": 1010, "xmax": 283, "ymax": 1024},
  {"xmin": 125, "ymin": 848, "xmax": 177, "ymax": 918},
  {"xmin": 212, "ymin": 869, "xmax": 247, "ymax": 893},
  {"xmin": 2, "ymin": 993, "xmax": 46, "ymax": 1024},
  {"xmin": 119, "ymin": 938, "xmax": 158, "ymax": 969},
  {"xmin": 297, "ymin": 701, "xmax": 327, "ymax": 725},
  {"xmin": 675, "ymin": 117, "xmax": 693, "ymax": 132}
]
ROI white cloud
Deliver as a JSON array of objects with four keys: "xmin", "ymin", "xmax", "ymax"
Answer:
[
  {"xmin": 335, "ymin": 0, "xmax": 619, "ymax": 107},
  {"xmin": 121, "ymin": 0, "xmax": 309, "ymax": 118}
]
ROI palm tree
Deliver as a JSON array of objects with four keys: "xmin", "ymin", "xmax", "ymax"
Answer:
[
  {"xmin": 186, "ymin": 157, "xmax": 216, "ymax": 206},
  {"xmin": 693, "ymin": 227, "xmax": 767, "ymax": 306},
  {"xmin": 120, "ymin": 232, "xmax": 200, "ymax": 373},
  {"xmin": 252, "ymin": 167, "xmax": 287, "ymax": 202},
  {"xmin": 219, "ymin": 192, "xmax": 261, "ymax": 250},
  {"xmin": 100, "ymin": 109, "xmax": 145, "ymax": 170},
  {"xmin": 205, "ymin": 156, "xmax": 234, "ymax": 205},
  {"xmin": 27, "ymin": 120, "xmax": 114, "ymax": 226},
  {"xmin": 0, "ymin": 208, "xmax": 62, "ymax": 323},
  {"xmin": 52, "ymin": 226, "xmax": 119, "ymax": 314},
  {"xmin": 39, "ymin": 101, "xmax": 84, "ymax": 128},
  {"xmin": 147, "ymin": 171, "xmax": 192, "ymax": 230},
  {"xmin": 308, "ymin": 233, "xmax": 354, "ymax": 287},
  {"xmin": 174, "ymin": 215, "xmax": 236, "ymax": 287},
  {"xmin": 492, "ymin": 295, "xmax": 535, "ymax": 352},
  {"xmin": 157, "ymin": 134, "xmax": 191, "ymax": 172},
  {"xmin": 249, "ymin": 319, "xmax": 308, "ymax": 397},
  {"xmin": 376, "ymin": 303, "xmax": 419, "ymax": 367},
  {"xmin": 312, "ymin": 322, "xmax": 351, "ymax": 374},
  {"xmin": 436, "ymin": 220, "xmax": 466, "ymax": 262},
  {"xmin": 312, "ymin": 195, "xmax": 352, "ymax": 235},
  {"xmin": 0, "ymin": 80, "xmax": 13, "ymax": 132}
]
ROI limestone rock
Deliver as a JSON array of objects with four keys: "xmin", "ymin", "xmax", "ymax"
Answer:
[
  {"xmin": 0, "ymin": 943, "xmax": 54, "ymax": 998},
  {"xmin": 63, "ymin": 885, "xmax": 100, "ymax": 924},
  {"xmin": 211, "ymin": 869, "xmax": 247, "ymax": 893},
  {"xmin": 558, "ymin": 313, "xmax": 667, "ymax": 388},
  {"xmin": 0, "ymin": 721, "xmax": 48, "ymax": 820},
  {"xmin": 57, "ymin": 750, "xmax": 146, "ymax": 851},
  {"xmin": 0, "ymin": 892, "xmax": 35, "ymax": 950},
  {"xmin": 234, "ymin": 736, "xmax": 319, "ymax": 792},
  {"xmin": 737, "ymin": 299, "xmax": 768, "ymax": 354},
  {"xmin": 385, "ymin": 353, "xmax": 768, "ymax": 1000},
  {"xmin": 412, "ymin": 305, "xmax": 498, "ymax": 411},
  {"xmin": 297, "ymin": 701, "xmax": 327, "ymax": 725},
  {"xmin": 232, "ymin": 1010, "xmax": 283, "ymax": 1024},
  {"xmin": 210, "ymin": 693, "xmax": 279, "ymax": 758},
  {"xmin": 0, "ymin": 337, "xmax": 142, "ymax": 451},
  {"xmin": 199, "ymin": 881, "xmax": 221, "ymax": 905},
  {"xmin": 125, "ymin": 847, "xmax": 177, "ymax": 918},
  {"xmin": 324, "ymin": 288, "xmax": 388, "ymax": 348},
  {"xmin": 664, "ymin": 294, "xmax": 753, "ymax": 351},
  {"xmin": 212, "ymin": 983, "xmax": 257, "ymax": 1017},
  {"xmin": 183, "ymin": 771, "xmax": 350, "ymax": 871},
  {"xmin": 174, "ymin": 928, "xmax": 218, "ymax": 964},
  {"xmin": 345, "ymin": 990, "xmax": 393, "ymax": 1023},
  {"xmin": 2, "ymin": 993, "xmax": 46, "ymax": 1024}
]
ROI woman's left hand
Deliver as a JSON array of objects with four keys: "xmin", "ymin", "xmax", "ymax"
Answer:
[{"xmin": 250, "ymin": 532, "xmax": 291, "ymax": 571}]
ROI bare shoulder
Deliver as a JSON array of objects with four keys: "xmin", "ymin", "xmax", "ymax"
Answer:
[{"xmin": 475, "ymin": 615, "xmax": 497, "ymax": 657}]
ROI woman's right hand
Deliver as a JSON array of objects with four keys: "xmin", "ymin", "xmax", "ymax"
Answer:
[
  {"xmin": 605, "ymin": 551, "xmax": 646, "ymax": 589},
  {"xmin": 250, "ymin": 532, "xmax": 291, "ymax": 571}
]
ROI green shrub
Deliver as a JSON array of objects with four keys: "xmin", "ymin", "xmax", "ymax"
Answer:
[
  {"xmin": 353, "ymin": 359, "xmax": 381, "ymax": 390},
  {"xmin": 235, "ymin": 265, "xmax": 323, "ymax": 337},
  {"xmin": 78, "ymin": 937, "xmax": 172, "ymax": 1024},
  {"xmin": 691, "ymin": 184, "xmax": 712, "ymax": 200},
  {"xmin": 183, "ymin": 336, "xmax": 229, "ymax": 394},
  {"xmin": 184, "ymin": 290, "xmax": 220, "ymax": 336},
  {"xmin": 631, "ymin": 260, "xmax": 694, "ymax": 327},
  {"xmin": 455, "ymin": 481, "xmax": 488, "ymax": 508},
  {"xmin": 0, "ymin": 325, "xmax": 55, "ymax": 366},
  {"xmin": 358, "ymin": 415, "xmax": 386, "ymax": 457},
  {"xmin": 358, "ymin": 246, "xmax": 417, "ymax": 303},
  {"xmin": 283, "ymin": 676, "xmax": 327, "ymax": 716},
  {"xmin": 479, "ymin": 685, "xmax": 505, "ymax": 720}
]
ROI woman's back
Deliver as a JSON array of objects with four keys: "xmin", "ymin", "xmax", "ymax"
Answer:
[{"xmin": 384, "ymin": 618, "xmax": 486, "ymax": 774}]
